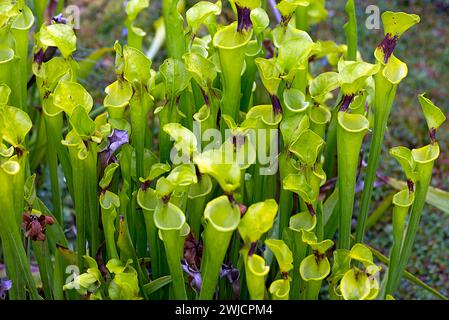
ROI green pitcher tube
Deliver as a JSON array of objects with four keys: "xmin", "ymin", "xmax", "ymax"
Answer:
[
  {"xmin": 337, "ymin": 111, "xmax": 369, "ymax": 249},
  {"xmin": 0, "ymin": 162, "xmax": 39, "ymax": 300},
  {"xmin": 199, "ymin": 196, "xmax": 240, "ymax": 300},
  {"xmin": 385, "ymin": 189, "xmax": 414, "ymax": 296},
  {"xmin": 11, "ymin": 5, "xmax": 35, "ymax": 111},
  {"xmin": 130, "ymin": 89, "xmax": 153, "ymax": 178},
  {"xmin": 243, "ymin": 251, "xmax": 269, "ymax": 300},
  {"xmin": 162, "ymin": 0, "xmax": 187, "ymax": 59},
  {"xmin": 213, "ymin": 22, "xmax": 252, "ymax": 121},
  {"xmin": 43, "ymin": 103, "xmax": 64, "ymax": 223},
  {"xmin": 100, "ymin": 191, "xmax": 120, "ymax": 260},
  {"xmin": 390, "ymin": 144, "xmax": 440, "ymax": 293},
  {"xmin": 137, "ymin": 187, "xmax": 163, "ymax": 279},
  {"xmin": 288, "ymin": 212, "xmax": 316, "ymax": 300},
  {"xmin": 0, "ymin": 48, "xmax": 14, "ymax": 91},
  {"xmin": 154, "ymin": 202, "xmax": 187, "ymax": 300},
  {"xmin": 356, "ymin": 73, "xmax": 398, "ymax": 243}
]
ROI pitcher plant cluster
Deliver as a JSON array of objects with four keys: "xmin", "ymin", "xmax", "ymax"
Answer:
[{"xmin": 0, "ymin": 0, "xmax": 446, "ymax": 301}]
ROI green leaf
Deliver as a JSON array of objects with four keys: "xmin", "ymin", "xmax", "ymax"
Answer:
[
  {"xmin": 0, "ymin": 83, "xmax": 11, "ymax": 105},
  {"xmin": 412, "ymin": 143, "xmax": 440, "ymax": 165},
  {"xmin": 186, "ymin": 0, "xmax": 222, "ymax": 34},
  {"xmin": 238, "ymin": 199, "xmax": 278, "ymax": 243},
  {"xmin": 143, "ymin": 276, "xmax": 173, "ymax": 295},
  {"xmin": 204, "ymin": 196, "xmax": 240, "ymax": 232},
  {"xmin": 123, "ymin": 45, "xmax": 152, "ymax": 85},
  {"xmin": 283, "ymin": 87, "xmax": 310, "ymax": 113},
  {"xmin": 246, "ymin": 104, "xmax": 282, "ymax": 127},
  {"xmin": 167, "ymin": 164, "xmax": 198, "ymax": 187},
  {"xmin": 278, "ymin": 32, "xmax": 316, "ymax": 75},
  {"xmin": 388, "ymin": 177, "xmax": 449, "ymax": 215},
  {"xmin": 418, "ymin": 93, "xmax": 446, "ymax": 131},
  {"xmin": 349, "ymin": 243, "xmax": 374, "ymax": 266},
  {"xmin": 255, "ymin": 58, "xmax": 282, "ymax": 96},
  {"xmin": 38, "ymin": 24, "xmax": 77, "ymax": 58},
  {"xmin": 340, "ymin": 268, "xmax": 371, "ymax": 300},
  {"xmin": 99, "ymin": 190, "xmax": 120, "ymax": 210},
  {"xmin": 69, "ymin": 106, "xmax": 96, "ymax": 138},
  {"xmin": 183, "ymin": 52, "xmax": 217, "ymax": 89},
  {"xmin": 289, "ymin": 129, "xmax": 325, "ymax": 166},
  {"xmin": 310, "ymin": 72, "xmax": 340, "ymax": 103},
  {"xmin": 0, "ymin": 105, "xmax": 32, "ymax": 147},
  {"xmin": 99, "ymin": 163, "xmax": 120, "ymax": 189},
  {"xmin": 289, "ymin": 211, "xmax": 316, "ymax": 233},
  {"xmin": 163, "ymin": 123, "xmax": 198, "ymax": 157},
  {"xmin": 154, "ymin": 202, "xmax": 186, "ymax": 231},
  {"xmin": 143, "ymin": 163, "xmax": 171, "ymax": 182},
  {"xmin": 276, "ymin": 0, "xmax": 309, "ymax": 19},
  {"xmin": 104, "ymin": 80, "xmax": 133, "ymax": 110},
  {"xmin": 160, "ymin": 58, "xmax": 192, "ymax": 98},
  {"xmin": 108, "ymin": 259, "xmax": 141, "ymax": 300},
  {"xmin": 269, "ymin": 279, "xmax": 290, "ymax": 300},
  {"xmin": 247, "ymin": 253, "xmax": 270, "ymax": 276},
  {"xmin": 283, "ymin": 174, "xmax": 315, "ymax": 204},
  {"xmin": 300, "ymin": 255, "xmax": 330, "ymax": 281},
  {"xmin": 195, "ymin": 148, "xmax": 241, "ymax": 193},
  {"xmin": 390, "ymin": 146, "xmax": 417, "ymax": 181},
  {"xmin": 52, "ymin": 81, "xmax": 93, "ymax": 116},
  {"xmin": 309, "ymin": 239, "xmax": 334, "ymax": 255},
  {"xmin": 338, "ymin": 60, "xmax": 380, "ymax": 95},
  {"xmin": 137, "ymin": 187, "xmax": 158, "ymax": 212},
  {"xmin": 125, "ymin": 0, "xmax": 150, "ymax": 22},
  {"xmin": 250, "ymin": 8, "xmax": 269, "ymax": 35},
  {"xmin": 265, "ymin": 239, "xmax": 293, "ymax": 273},
  {"xmin": 381, "ymin": 11, "xmax": 420, "ymax": 38},
  {"xmin": 1, "ymin": 159, "xmax": 20, "ymax": 175},
  {"xmin": 189, "ymin": 173, "xmax": 213, "ymax": 198},
  {"xmin": 380, "ymin": 53, "xmax": 408, "ymax": 84}
]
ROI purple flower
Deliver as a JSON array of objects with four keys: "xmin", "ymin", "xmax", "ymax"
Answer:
[
  {"xmin": 220, "ymin": 264, "xmax": 240, "ymax": 284},
  {"xmin": 100, "ymin": 129, "xmax": 129, "ymax": 165},
  {"xmin": 0, "ymin": 279, "xmax": 12, "ymax": 300},
  {"xmin": 181, "ymin": 259, "xmax": 202, "ymax": 293},
  {"xmin": 220, "ymin": 264, "xmax": 240, "ymax": 299}
]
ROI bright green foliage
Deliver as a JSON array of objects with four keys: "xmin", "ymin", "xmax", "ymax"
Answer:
[{"xmin": 0, "ymin": 0, "xmax": 445, "ymax": 304}]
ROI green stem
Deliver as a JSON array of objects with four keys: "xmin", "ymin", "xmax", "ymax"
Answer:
[
  {"xmin": 295, "ymin": 6, "xmax": 309, "ymax": 31},
  {"xmin": 161, "ymin": 229, "xmax": 187, "ymax": 300},
  {"xmin": 199, "ymin": 198, "xmax": 239, "ymax": 300},
  {"xmin": 44, "ymin": 113, "xmax": 63, "ymax": 223},
  {"xmin": 305, "ymin": 280, "xmax": 321, "ymax": 300},
  {"xmin": 100, "ymin": 202, "xmax": 119, "ymax": 260},
  {"xmin": 337, "ymin": 112, "xmax": 368, "ymax": 249},
  {"xmin": 390, "ymin": 158, "xmax": 436, "ymax": 293},
  {"xmin": 32, "ymin": 241, "xmax": 53, "ymax": 299},
  {"xmin": 162, "ymin": 0, "xmax": 186, "ymax": 59},
  {"xmin": 11, "ymin": 5, "xmax": 34, "ymax": 111},
  {"xmin": 130, "ymin": 89, "xmax": 152, "ymax": 179},
  {"xmin": 85, "ymin": 143, "xmax": 100, "ymax": 253},
  {"xmin": 34, "ymin": 0, "xmax": 48, "ymax": 28},
  {"xmin": 290, "ymin": 233, "xmax": 307, "ymax": 300},
  {"xmin": 143, "ymin": 209, "xmax": 163, "ymax": 279},
  {"xmin": 356, "ymin": 75, "xmax": 397, "ymax": 243},
  {"xmin": 69, "ymin": 153, "xmax": 86, "ymax": 268},
  {"xmin": 344, "ymin": 0, "xmax": 358, "ymax": 61}
]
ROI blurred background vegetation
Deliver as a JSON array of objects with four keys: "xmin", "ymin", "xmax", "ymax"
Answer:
[{"xmin": 60, "ymin": 0, "xmax": 449, "ymax": 299}]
